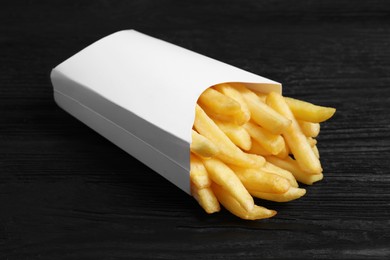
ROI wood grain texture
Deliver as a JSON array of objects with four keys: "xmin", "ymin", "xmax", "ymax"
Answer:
[{"xmin": 1, "ymin": 0, "xmax": 389, "ymax": 259}]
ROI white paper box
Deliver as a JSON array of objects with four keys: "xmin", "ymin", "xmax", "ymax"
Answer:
[{"xmin": 50, "ymin": 30, "xmax": 281, "ymax": 195}]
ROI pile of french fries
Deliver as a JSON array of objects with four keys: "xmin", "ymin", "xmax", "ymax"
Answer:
[{"xmin": 190, "ymin": 83, "xmax": 335, "ymax": 220}]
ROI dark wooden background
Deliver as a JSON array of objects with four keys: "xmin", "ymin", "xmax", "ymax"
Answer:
[{"xmin": 1, "ymin": 0, "xmax": 389, "ymax": 259}]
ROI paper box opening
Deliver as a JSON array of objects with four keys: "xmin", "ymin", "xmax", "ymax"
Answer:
[{"xmin": 51, "ymin": 30, "xmax": 281, "ymax": 194}]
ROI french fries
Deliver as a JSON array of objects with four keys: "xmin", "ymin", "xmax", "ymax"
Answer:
[
  {"xmin": 191, "ymin": 184, "xmax": 220, "ymax": 214},
  {"xmin": 249, "ymin": 187, "xmax": 306, "ymax": 203},
  {"xmin": 285, "ymin": 97, "xmax": 336, "ymax": 123},
  {"xmin": 212, "ymin": 183, "xmax": 276, "ymax": 220},
  {"xmin": 266, "ymin": 92, "xmax": 322, "ymax": 174},
  {"xmin": 232, "ymin": 83, "xmax": 292, "ymax": 134},
  {"xmin": 214, "ymin": 83, "xmax": 251, "ymax": 123},
  {"xmin": 202, "ymin": 157, "xmax": 254, "ymax": 211},
  {"xmin": 190, "ymin": 130, "xmax": 219, "ymax": 158},
  {"xmin": 298, "ymin": 120, "xmax": 320, "ymax": 137},
  {"xmin": 244, "ymin": 121, "xmax": 285, "ymax": 155},
  {"xmin": 194, "ymin": 105, "xmax": 264, "ymax": 168},
  {"xmin": 265, "ymin": 156, "xmax": 324, "ymax": 185},
  {"xmin": 214, "ymin": 120, "xmax": 252, "ymax": 151},
  {"xmin": 198, "ymin": 88, "xmax": 247, "ymax": 125},
  {"xmin": 263, "ymin": 162, "xmax": 298, "ymax": 188},
  {"xmin": 190, "ymin": 154, "xmax": 211, "ymax": 189},
  {"xmin": 190, "ymin": 83, "xmax": 335, "ymax": 220},
  {"xmin": 229, "ymin": 165, "xmax": 290, "ymax": 194},
  {"xmin": 248, "ymin": 139, "xmax": 271, "ymax": 156}
]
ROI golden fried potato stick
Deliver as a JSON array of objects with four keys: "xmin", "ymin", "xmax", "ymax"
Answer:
[
  {"xmin": 212, "ymin": 183, "xmax": 276, "ymax": 220},
  {"xmin": 191, "ymin": 183, "xmax": 220, "ymax": 214},
  {"xmin": 244, "ymin": 121, "xmax": 285, "ymax": 155},
  {"xmin": 190, "ymin": 153, "xmax": 212, "ymax": 189},
  {"xmin": 198, "ymin": 88, "xmax": 246, "ymax": 125},
  {"xmin": 190, "ymin": 130, "xmax": 219, "ymax": 158},
  {"xmin": 201, "ymin": 105, "xmax": 245, "ymax": 125},
  {"xmin": 231, "ymin": 83, "xmax": 291, "ymax": 135},
  {"xmin": 214, "ymin": 120, "xmax": 252, "ymax": 151},
  {"xmin": 213, "ymin": 83, "xmax": 251, "ymax": 123},
  {"xmin": 262, "ymin": 162, "xmax": 299, "ymax": 188},
  {"xmin": 285, "ymin": 97, "xmax": 336, "ymax": 123},
  {"xmin": 202, "ymin": 157, "xmax": 254, "ymax": 211},
  {"xmin": 266, "ymin": 92, "xmax": 322, "ymax": 174},
  {"xmin": 298, "ymin": 120, "xmax": 320, "ymax": 137},
  {"xmin": 266, "ymin": 156, "xmax": 323, "ymax": 185},
  {"xmin": 229, "ymin": 165, "xmax": 290, "ymax": 194},
  {"xmin": 249, "ymin": 187, "xmax": 306, "ymax": 202},
  {"xmin": 194, "ymin": 105, "xmax": 265, "ymax": 168}
]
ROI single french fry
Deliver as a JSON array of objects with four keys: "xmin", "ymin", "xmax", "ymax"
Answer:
[
  {"xmin": 213, "ymin": 83, "xmax": 251, "ymax": 123},
  {"xmin": 191, "ymin": 130, "xmax": 219, "ymax": 158},
  {"xmin": 249, "ymin": 187, "xmax": 306, "ymax": 202},
  {"xmin": 201, "ymin": 105, "xmax": 246, "ymax": 125},
  {"xmin": 248, "ymin": 139, "xmax": 271, "ymax": 156},
  {"xmin": 198, "ymin": 88, "xmax": 241, "ymax": 115},
  {"xmin": 191, "ymin": 183, "xmax": 220, "ymax": 214},
  {"xmin": 244, "ymin": 121, "xmax": 285, "ymax": 155},
  {"xmin": 190, "ymin": 153, "xmax": 212, "ymax": 189},
  {"xmin": 198, "ymin": 88, "xmax": 246, "ymax": 125},
  {"xmin": 262, "ymin": 162, "xmax": 299, "ymax": 188},
  {"xmin": 266, "ymin": 92, "xmax": 322, "ymax": 174},
  {"xmin": 202, "ymin": 157, "xmax": 254, "ymax": 211},
  {"xmin": 266, "ymin": 156, "xmax": 323, "ymax": 185},
  {"xmin": 229, "ymin": 165, "xmax": 290, "ymax": 194},
  {"xmin": 232, "ymin": 83, "xmax": 291, "ymax": 134},
  {"xmin": 214, "ymin": 120, "xmax": 252, "ymax": 151},
  {"xmin": 285, "ymin": 97, "xmax": 336, "ymax": 123},
  {"xmin": 312, "ymin": 145, "xmax": 320, "ymax": 158},
  {"xmin": 212, "ymin": 183, "xmax": 276, "ymax": 220},
  {"xmin": 194, "ymin": 105, "xmax": 265, "ymax": 168},
  {"xmin": 298, "ymin": 120, "xmax": 320, "ymax": 137}
]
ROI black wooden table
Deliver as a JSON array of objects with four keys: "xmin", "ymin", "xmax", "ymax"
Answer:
[{"xmin": 1, "ymin": 1, "xmax": 389, "ymax": 259}]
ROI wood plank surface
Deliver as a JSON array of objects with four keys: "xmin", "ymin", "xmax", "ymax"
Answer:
[{"xmin": 1, "ymin": 0, "xmax": 389, "ymax": 259}]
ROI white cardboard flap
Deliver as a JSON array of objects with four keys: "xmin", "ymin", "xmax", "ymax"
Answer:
[{"xmin": 51, "ymin": 30, "xmax": 281, "ymax": 194}]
